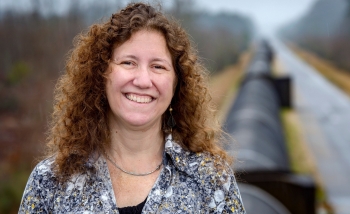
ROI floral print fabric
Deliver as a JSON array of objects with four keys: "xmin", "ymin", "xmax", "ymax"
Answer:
[{"xmin": 19, "ymin": 135, "xmax": 245, "ymax": 213}]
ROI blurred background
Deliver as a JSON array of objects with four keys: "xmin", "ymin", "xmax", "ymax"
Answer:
[{"xmin": 1, "ymin": 0, "xmax": 350, "ymax": 213}]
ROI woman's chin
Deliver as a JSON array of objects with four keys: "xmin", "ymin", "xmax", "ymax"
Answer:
[{"xmin": 121, "ymin": 115, "xmax": 162, "ymax": 130}]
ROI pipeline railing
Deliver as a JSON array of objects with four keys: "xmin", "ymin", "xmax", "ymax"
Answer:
[{"xmin": 225, "ymin": 39, "xmax": 315, "ymax": 214}]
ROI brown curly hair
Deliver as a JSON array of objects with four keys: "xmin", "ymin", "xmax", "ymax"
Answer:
[{"xmin": 47, "ymin": 2, "xmax": 231, "ymax": 181}]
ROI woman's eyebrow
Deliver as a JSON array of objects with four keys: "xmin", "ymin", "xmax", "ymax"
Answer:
[{"xmin": 114, "ymin": 54, "xmax": 138, "ymax": 60}]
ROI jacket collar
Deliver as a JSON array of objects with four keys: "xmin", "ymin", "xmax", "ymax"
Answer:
[{"xmin": 164, "ymin": 134, "xmax": 204, "ymax": 176}]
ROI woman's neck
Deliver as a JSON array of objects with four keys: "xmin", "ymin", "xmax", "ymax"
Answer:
[{"xmin": 107, "ymin": 121, "xmax": 164, "ymax": 172}]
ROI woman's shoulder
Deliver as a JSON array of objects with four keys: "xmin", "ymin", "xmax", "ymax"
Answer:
[
  {"xmin": 19, "ymin": 157, "xmax": 58, "ymax": 213},
  {"xmin": 189, "ymin": 151, "xmax": 234, "ymax": 186},
  {"xmin": 19, "ymin": 154, "xmax": 109, "ymax": 213},
  {"xmin": 32, "ymin": 157, "xmax": 56, "ymax": 174},
  {"xmin": 26, "ymin": 157, "xmax": 57, "ymax": 185},
  {"xmin": 24, "ymin": 157, "xmax": 58, "ymax": 191}
]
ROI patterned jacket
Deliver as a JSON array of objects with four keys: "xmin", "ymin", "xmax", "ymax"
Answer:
[{"xmin": 19, "ymin": 135, "xmax": 245, "ymax": 213}]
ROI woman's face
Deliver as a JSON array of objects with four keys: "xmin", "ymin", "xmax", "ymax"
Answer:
[{"xmin": 106, "ymin": 30, "xmax": 176, "ymax": 130}]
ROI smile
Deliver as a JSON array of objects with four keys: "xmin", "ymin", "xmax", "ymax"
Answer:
[{"xmin": 125, "ymin": 93, "xmax": 154, "ymax": 103}]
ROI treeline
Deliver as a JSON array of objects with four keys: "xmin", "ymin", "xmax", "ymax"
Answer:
[
  {"xmin": 168, "ymin": 1, "xmax": 254, "ymax": 72},
  {"xmin": 0, "ymin": 0, "xmax": 254, "ymax": 212},
  {"xmin": 0, "ymin": 6, "xmax": 87, "ymax": 213},
  {"xmin": 279, "ymin": 0, "xmax": 350, "ymax": 71}
]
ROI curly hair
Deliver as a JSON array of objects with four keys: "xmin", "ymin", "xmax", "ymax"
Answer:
[{"xmin": 47, "ymin": 2, "xmax": 231, "ymax": 181}]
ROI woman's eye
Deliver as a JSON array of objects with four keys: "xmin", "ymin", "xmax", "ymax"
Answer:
[
  {"xmin": 121, "ymin": 61, "xmax": 133, "ymax": 65},
  {"xmin": 154, "ymin": 65, "xmax": 166, "ymax": 70}
]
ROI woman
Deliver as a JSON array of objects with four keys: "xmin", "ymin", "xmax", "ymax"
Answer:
[{"xmin": 19, "ymin": 2, "xmax": 245, "ymax": 213}]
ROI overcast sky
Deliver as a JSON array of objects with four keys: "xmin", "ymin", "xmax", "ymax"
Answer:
[{"xmin": 196, "ymin": 0, "xmax": 318, "ymax": 32}]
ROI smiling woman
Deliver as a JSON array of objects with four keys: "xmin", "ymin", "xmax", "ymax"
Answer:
[
  {"xmin": 18, "ymin": 2, "xmax": 245, "ymax": 213},
  {"xmin": 106, "ymin": 30, "xmax": 176, "ymax": 129}
]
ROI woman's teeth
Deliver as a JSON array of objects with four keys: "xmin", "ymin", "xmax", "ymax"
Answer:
[{"xmin": 126, "ymin": 94, "xmax": 152, "ymax": 103}]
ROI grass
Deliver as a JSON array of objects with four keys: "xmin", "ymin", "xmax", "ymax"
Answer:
[
  {"xmin": 0, "ymin": 162, "xmax": 32, "ymax": 214},
  {"xmin": 280, "ymin": 109, "xmax": 312, "ymax": 173},
  {"xmin": 209, "ymin": 50, "xmax": 252, "ymax": 122},
  {"xmin": 285, "ymin": 44, "xmax": 350, "ymax": 210},
  {"xmin": 273, "ymin": 54, "xmax": 319, "ymax": 175},
  {"xmin": 273, "ymin": 57, "xmax": 333, "ymax": 214},
  {"xmin": 288, "ymin": 43, "xmax": 350, "ymax": 97},
  {"xmin": 280, "ymin": 107, "xmax": 332, "ymax": 213}
]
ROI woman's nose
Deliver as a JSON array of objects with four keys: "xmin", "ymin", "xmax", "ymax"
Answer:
[{"xmin": 133, "ymin": 66, "xmax": 153, "ymax": 88}]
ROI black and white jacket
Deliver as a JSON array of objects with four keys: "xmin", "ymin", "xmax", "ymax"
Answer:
[{"xmin": 19, "ymin": 135, "xmax": 245, "ymax": 213}]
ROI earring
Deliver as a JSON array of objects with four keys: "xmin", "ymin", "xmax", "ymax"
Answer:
[{"xmin": 167, "ymin": 106, "xmax": 176, "ymax": 132}]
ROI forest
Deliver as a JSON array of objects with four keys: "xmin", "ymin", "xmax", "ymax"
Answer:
[
  {"xmin": 0, "ymin": 0, "xmax": 254, "ymax": 212},
  {"xmin": 279, "ymin": 0, "xmax": 350, "ymax": 71}
]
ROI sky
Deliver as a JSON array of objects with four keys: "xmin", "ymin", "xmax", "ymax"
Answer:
[
  {"xmin": 195, "ymin": 0, "xmax": 318, "ymax": 33},
  {"xmin": 0, "ymin": 0, "xmax": 318, "ymax": 32}
]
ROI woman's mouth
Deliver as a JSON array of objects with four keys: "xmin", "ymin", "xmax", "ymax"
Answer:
[{"xmin": 125, "ymin": 93, "xmax": 154, "ymax": 103}]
